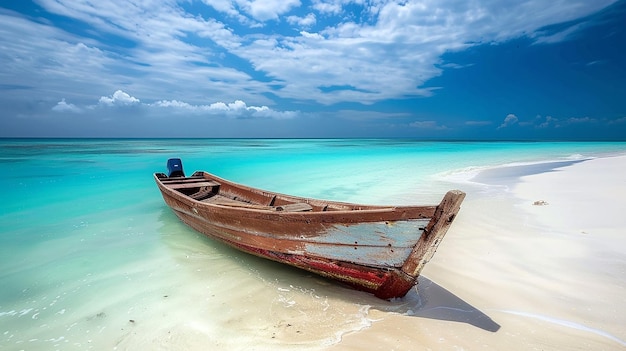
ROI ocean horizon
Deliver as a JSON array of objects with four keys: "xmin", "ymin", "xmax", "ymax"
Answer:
[{"xmin": 2, "ymin": 138, "xmax": 626, "ymax": 350}]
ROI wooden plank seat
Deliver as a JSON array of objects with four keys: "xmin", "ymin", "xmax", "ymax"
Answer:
[
  {"xmin": 160, "ymin": 176, "xmax": 205, "ymax": 184},
  {"xmin": 202, "ymin": 195, "xmax": 273, "ymax": 210},
  {"xmin": 202, "ymin": 195, "xmax": 313, "ymax": 212},
  {"xmin": 166, "ymin": 181, "xmax": 221, "ymax": 190}
]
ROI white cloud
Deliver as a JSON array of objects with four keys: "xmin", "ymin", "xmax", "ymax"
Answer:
[
  {"xmin": 153, "ymin": 98, "xmax": 298, "ymax": 119},
  {"xmin": 312, "ymin": 0, "xmax": 346, "ymax": 15},
  {"xmin": 287, "ymin": 13, "xmax": 316, "ymax": 27},
  {"xmin": 299, "ymin": 31, "xmax": 323, "ymax": 39},
  {"xmin": 534, "ymin": 23, "xmax": 586, "ymax": 44},
  {"xmin": 153, "ymin": 100, "xmax": 194, "ymax": 108},
  {"xmin": 201, "ymin": 0, "xmax": 241, "ymax": 17},
  {"xmin": 498, "ymin": 113, "xmax": 519, "ymax": 129},
  {"xmin": 52, "ymin": 99, "xmax": 81, "ymax": 113},
  {"xmin": 233, "ymin": 0, "xmax": 617, "ymax": 105},
  {"xmin": 205, "ymin": 100, "xmax": 247, "ymax": 111},
  {"xmin": 409, "ymin": 120, "xmax": 448, "ymax": 130},
  {"xmin": 0, "ymin": 0, "xmax": 618, "ymax": 111},
  {"xmin": 0, "ymin": 14, "xmax": 121, "ymax": 102},
  {"xmin": 538, "ymin": 115, "xmax": 557, "ymax": 128},
  {"xmin": 238, "ymin": 0, "xmax": 302, "ymax": 21},
  {"xmin": 497, "ymin": 114, "xmax": 597, "ymax": 129},
  {"xmin": 99, "ymin": 90, "xmax": 140, "ymax": 106}
]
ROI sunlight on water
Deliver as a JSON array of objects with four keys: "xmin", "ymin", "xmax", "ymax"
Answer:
[{"xmin": 1, "ymin": 139, "xmax": 625, "ymax": 349}]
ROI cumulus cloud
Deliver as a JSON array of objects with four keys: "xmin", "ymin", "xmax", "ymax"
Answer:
[
  {"xmin": 498, "ymin": 114, "xmax": 519, "ymax": 129},
  {"xmin": 152, "ymin": 100, "xmax": 193, "ymax": 109},
  {"xmin": 299, "ymin": 31, "xmax": 324, "ymax": 39},
  {"xmin": 499, "ymin": 114, "xmax": 599, "ymax": 129},
  {"xmin": 211, "ymin": 100, "xmax": 247, "ymax": 111},
  {"xmin": 238, "ymin": 0, "xmax": 301, "ymax": 21},
  {"xmin": 52, "ymin": 99, "xmax": 81, "ymax": 113},
  {"xmin": 153, "ymin": 98, "xmax": 298, "ymax": 119},
  {"xmin": 538, "ymin": 115, "xmax": 557, "ymax": 128},
  {"xmin": 312, "ymin": 0, "xmax": 343, "ymax": 15},
  {"xmin": 532, "ymin": 115, "xmax": 599, "ymax": 128},
  {"xmin": 287, "ymin": 13, "xmax": 316, "ymax": 27},
  {"xmin": 51, "ymin": 90, "xmax": 298, "ymax": 120},
  {"xmin": 99, "ymin": 90, "xmax": 140, "ymax": 106}
]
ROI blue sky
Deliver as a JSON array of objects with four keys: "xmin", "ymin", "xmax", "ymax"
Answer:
[{"xmin": 1, "ymin": 0, "xmax": 625, "ymax": 139}]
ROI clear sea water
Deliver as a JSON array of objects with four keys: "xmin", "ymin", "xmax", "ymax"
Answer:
[{"xmin": 1, "ymin": 139, "xmax": 625, "ymax": 350}]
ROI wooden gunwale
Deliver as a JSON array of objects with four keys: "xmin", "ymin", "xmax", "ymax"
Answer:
[{"xmin": 156, "ymin": 172, "xmax": 438, "ymax": 218}]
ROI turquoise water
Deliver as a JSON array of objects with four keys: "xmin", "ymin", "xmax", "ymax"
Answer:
[{"xmin": 1, "ymin": 139, "xmax": 626, "ymax": 349}]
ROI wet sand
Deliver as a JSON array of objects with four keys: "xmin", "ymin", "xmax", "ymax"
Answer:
[{"xmin": 331, "ymin": 155, "xmax": 626, "ymax": 350}]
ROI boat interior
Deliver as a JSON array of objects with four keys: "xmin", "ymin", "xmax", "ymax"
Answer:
[{"xmin": 156, "ymin": 172, "xmax": 374, "ymax": 212}]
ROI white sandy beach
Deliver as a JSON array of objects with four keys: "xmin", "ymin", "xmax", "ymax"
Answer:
[
  {"xmin": 330, "ymin": 155, "xmax": 626, "ymax": 350},
  {"xmin": 108, "ymin": 154, "xmax": 626, "ymax": 351}
]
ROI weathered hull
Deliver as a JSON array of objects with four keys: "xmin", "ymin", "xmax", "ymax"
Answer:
[{"xmin": 155, "ymin": 172, "xmax": 465, "ymax": 299}]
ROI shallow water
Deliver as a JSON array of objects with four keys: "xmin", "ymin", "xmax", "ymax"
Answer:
[{"xmin": 1, "ymin": 139, "xmax": 625, "ymax": 350}]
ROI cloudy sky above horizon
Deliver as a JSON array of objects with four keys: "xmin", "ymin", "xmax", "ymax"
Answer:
[{"xmin": 1, "ymin": 0, "xmax": 625, "ymax": 139}]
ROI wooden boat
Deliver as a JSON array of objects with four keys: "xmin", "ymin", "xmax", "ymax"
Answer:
[{"xmin": 154, "ymin": 158, "xmax": 465, "ymax": 299}]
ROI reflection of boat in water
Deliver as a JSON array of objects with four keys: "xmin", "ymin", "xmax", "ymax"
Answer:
[{"xmin": 155, "ymin": 158, "xmax": 465, "ymax": 299}]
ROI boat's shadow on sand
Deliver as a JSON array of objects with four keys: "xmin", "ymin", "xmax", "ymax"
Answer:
[{"xmin": 395, "ymin": 276, "xmax": 501, "ymax": 332}]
